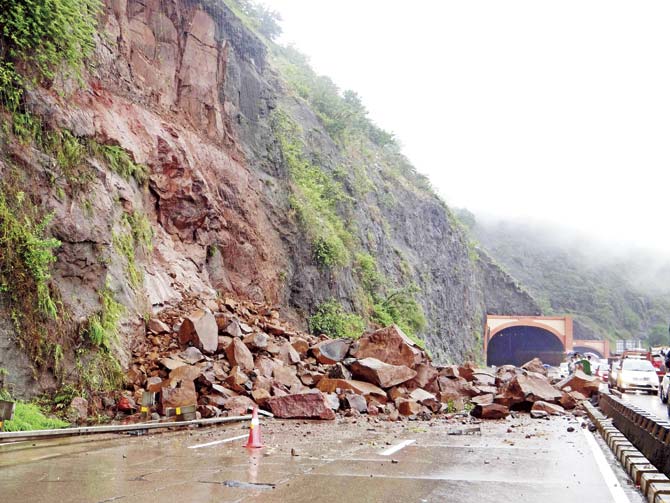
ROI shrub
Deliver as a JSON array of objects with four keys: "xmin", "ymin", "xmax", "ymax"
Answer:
[
  {"xmin": 372, "ymin": 286, "xmax": 427, "ymax": 348},
  {"xmin": 309, "ymin": 300, "xmax": 366, "ymax": 340},
  {"xmin": 86, "ymin": 281, "xmax": 123, "ymax": 350},
  {"xmin": 89, "ymin": 143, "xmax": 148, "ymax": 185},
  {"xmin": 0, "ymin": 389, "xmax": 69, "ymax": 431},
  {"xmin": 0, "ymin": 190, "xmax": 61, "ymax": 320},
  {"xmin": 0, "ymin": 0, "xmax": 101, "ymax": 111}
]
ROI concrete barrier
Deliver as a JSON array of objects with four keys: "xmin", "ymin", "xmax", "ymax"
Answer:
[
  {"xmin": 598, "ymin": 394, "xmax": 670, "ymax": 477},
  {"xmin": 585, "ymin": 397, "xmax": 670, "ymax": 503}
]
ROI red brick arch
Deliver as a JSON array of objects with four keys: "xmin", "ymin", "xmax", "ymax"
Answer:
[{"xmin": 484, "ymin": 315, "xmax": 573, "ymax": 356}]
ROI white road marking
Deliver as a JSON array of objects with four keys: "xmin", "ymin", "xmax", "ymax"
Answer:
[
  {"xmin": 582, "ymin": 428, "xmax": 631, "ymax": 503},
  {"xmin": 188, "ymin": 434, "xmax": 248, "ymax": 449},
  {"xmin": 380, "ymin": 439, "xmax": 415, "ymax": 456}
]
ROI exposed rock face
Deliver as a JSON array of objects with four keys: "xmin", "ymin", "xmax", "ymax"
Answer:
[{"xmin": 0, "ymin": 0, "xmax": 544, "ymax": 396}]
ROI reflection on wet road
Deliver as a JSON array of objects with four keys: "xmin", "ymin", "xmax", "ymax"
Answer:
[
  {"xmin": 618, "ymin": 387, "xmax": 669, "ymax": 419},
  {"xmin": 0, "ymin": 415, "xmax": 639, "ymax": 502}
]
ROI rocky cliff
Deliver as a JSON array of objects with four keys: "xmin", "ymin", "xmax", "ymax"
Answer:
[{"xmin": 0, "ymin": 0, "xmax": 539, "ymax": 397}]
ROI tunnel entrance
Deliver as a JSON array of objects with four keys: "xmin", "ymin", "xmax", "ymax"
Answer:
[
  {"xmin": 487, "ymin": 325, "xmax": 565, "ymax": 366},
  {"xmin": 573, "ymin": 346, "xmax": 603, "ymax": 359}
]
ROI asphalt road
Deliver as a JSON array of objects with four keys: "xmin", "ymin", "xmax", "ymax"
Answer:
[
  {"xmin": 0, "ymin": 414, "xmax": 644, "ymax": 503},
  {"xmin": 618, "ymin": 387, "xmax": 669, "ymax": 419}
]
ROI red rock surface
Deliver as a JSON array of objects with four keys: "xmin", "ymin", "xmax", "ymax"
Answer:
[
  {"xmin": 266, "ymin": 392, "xmax": 336, "ymax": 420},
  {"xmin": 352, "ymin": 326, "xmax": 422, "ymax": 368},
  {"xmin": 350, "ymin": 358, "xmax": 416, "ymax": 388}
]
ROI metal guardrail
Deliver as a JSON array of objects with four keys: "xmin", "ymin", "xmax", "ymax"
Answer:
[
  {"xmin": 599, "ymin": 393, "xmax": 670, "ymax": 476},
  {"xmin": 0, "ymin": 409, "xmax": 274, "ymax": 442}
]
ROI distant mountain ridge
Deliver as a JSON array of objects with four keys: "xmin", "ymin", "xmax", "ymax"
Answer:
[{"xmin": 459, "ymin": 210, "xmax": 670, "ymax": 344}]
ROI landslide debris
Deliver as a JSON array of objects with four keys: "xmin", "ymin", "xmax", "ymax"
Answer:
[{"xmin": 81, "ymin": 296, "xmax": 598, "ymax": 424}]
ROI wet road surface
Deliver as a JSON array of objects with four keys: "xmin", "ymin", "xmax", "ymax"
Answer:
[
  {"xmin": 619, "ymin": 388, "xmax": 668, "ymax": 419},
  {"xmin": 0, "ymin": 415, "xmax": 642, "ymax": 502}
]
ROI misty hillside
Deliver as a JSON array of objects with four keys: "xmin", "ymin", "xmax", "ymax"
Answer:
[{"xmin": 459, "ymin": 210, "xmax": 670, "ymax": 344}]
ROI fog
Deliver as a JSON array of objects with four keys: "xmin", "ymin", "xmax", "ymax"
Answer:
[
  {"xmin": 470, "ymin": 211, "xmax": 670, "ymax": 295},
  {"xmin": 263, "ymin": 0, "xmax": 670, "ymax": 254}
]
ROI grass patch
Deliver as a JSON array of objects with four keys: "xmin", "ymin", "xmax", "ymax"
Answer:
[
  {"xmin": 309, "ymin": 300, "xmax": 366, "ymax": 340},
  {"xmin": 89, "ymin": 142, "xmax": 148, "ymax": 185},
  {"xmin": 0, "ymin": 389, "xmax": 69, "ymax": 432},
  {"xmin": 0, "ymin": 0, "xmax": 101, "ymax": 120},
  {"xmin": 0, "ymin": 188, "xmax": 61, "ymax": 321},
  {"xmin": 85, "ymin": 280, "xmax": 123, "ymax": 350},
  {"xmin": 113, "ymin": 210, "xmax": 151, "ymax": 288}
]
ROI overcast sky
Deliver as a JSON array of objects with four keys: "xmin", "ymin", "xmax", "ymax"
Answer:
[{"xmin": 262, "ymin": 1, "xmax": 670, "ymax": 253}]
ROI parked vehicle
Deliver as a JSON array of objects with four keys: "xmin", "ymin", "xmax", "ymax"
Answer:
[
  {"xmin": 593, "ymin": 363, "xmax": 609, "ymax": 382},
  {"xmin": 659, "ymin": 373, "xmax": 670, "ymax": 403},
  {"xmin": 650, "ymin": 353, "xmax": 666, "ymax": 381},
  {"xmin": 609, "ymin": 359, "xmax": 621, "ymax": 387},
  {"xmin": 615, "ymin": 358, "xmax": 659, "ymax": 394}
]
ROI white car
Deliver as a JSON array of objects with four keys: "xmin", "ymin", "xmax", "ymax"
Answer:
[
  {"xmin": 660, "ymin": 374, "xmax": 670, "ymax": 403},
  {"xmin": 559, "ymin": 362, "xmax": 569, "ymax": 378},
  {"xmin": 615, "ymin": 359, "xmax": 659, "ymax": 394}
]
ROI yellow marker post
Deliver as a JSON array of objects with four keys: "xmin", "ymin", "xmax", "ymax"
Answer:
[{"xmin": 176, "ymin": 407, "xmax": 181, "ymax": 416}]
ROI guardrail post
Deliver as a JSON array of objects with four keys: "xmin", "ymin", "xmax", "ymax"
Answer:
[{"xmin": 0, "ymin": 400, "xmax": 16, "ymax": 431}]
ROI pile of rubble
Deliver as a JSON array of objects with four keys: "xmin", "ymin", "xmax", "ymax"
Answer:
[{"xmin": 122, "ymin": 297, "xmax": 601, "ymax": 422}]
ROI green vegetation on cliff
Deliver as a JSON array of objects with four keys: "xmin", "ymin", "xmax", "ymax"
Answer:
[
  {"xmin": 272, "ymin": 110, "xmax": 354, "ymax": 268},
  {"xmin": 0, "ymin": 0, "xmax": 101, "ymax": 110}
]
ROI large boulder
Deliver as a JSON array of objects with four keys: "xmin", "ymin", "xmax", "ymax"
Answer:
[
  {"xmin": 496, "ymin": 374, "xmax": 562, "ymax": 407},
  {"xmin": 312, "ymin": 339, "xmax": 351, "ymax": 364},
  {"xmin": 225, "ymin": 338, "xmax": 254, "ymax": 371},
  {"xmin": 277, "ymin": 341, "xmax": 301, "ymax": 365},
  {"xmin": 316, "ymin": 378, "xmax": 387, "ymax": 401},
  {"xmin": 437, "ymin": 377, "xmax": 479, "ymax": 402},
  {"xmin": 396, "ymin": 398, "xmax": 422, "ymax": 416},
  {"xmin": 531, "ymin": 401, "xmax": 565, "ymax": 416},
  {"xmin": 350, "ymin": 358, "xmax": 416, "ymax": 388},
  {"xmin": 557, "ymin": 371, "xmax": 600, "ymax": 397},
  {"xmin": 471, "ymin": 403, "xmax": 509, "ymax": 419},
  {"xmin": 273, "ymin": 366, "xmax": 302, "ymax": 390},
  {"xmin": 161, "ymin": 379, "xmax": 198, "ymax": 408},
  {"xmin": 351, "ymin": 325, "xmax": 422, "ymax": 368},
  {"xmin": 409, "ymin": 388, "xmax": 440, "ymax": 412},
  {"xmin": 266, "ymin": 391, "xmax": 336, "ymax": 419},
  {"xmin": 405, "ymin": 363, "xmax": 439, "ymax": 390},
  {"xmin": 522, "ymin": 357, "xmax": 548, "ymax": 376},
  {"xmin": 178, "ymin": 310, "xmax": 218, "ymax": 354}
]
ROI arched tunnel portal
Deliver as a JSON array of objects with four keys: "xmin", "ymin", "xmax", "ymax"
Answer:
[
  {"xmin": 486, "ymin": 325, "xmax": 565, "ymax": 367},
  {"xmin": 572, "ymin": 346, "xmax": 603, "ymax": 359}
]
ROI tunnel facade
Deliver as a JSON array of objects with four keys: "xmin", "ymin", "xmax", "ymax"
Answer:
[
  {"xmin": 487, "ymin": 326, "xmax": 565, "ymax": 366},
  {"xmin": 484, "ymin": 316, "xmax": 573, "ymax": 367},
  {"xmin": 572, "ymin": 346, "xmax": 603, "ymax": 359}
]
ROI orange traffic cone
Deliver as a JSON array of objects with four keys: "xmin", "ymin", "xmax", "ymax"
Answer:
[{"xmin": 245, "ymin": 407, "xmax": 263, "ymax": 448}]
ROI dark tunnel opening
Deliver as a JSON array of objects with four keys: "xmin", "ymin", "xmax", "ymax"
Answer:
[
  {"xmin": 572, "ymin": 346, "xmax": 603, "ymax": 359},
  {"xmin": 487, "ymin": 325, "xmax": 564, "ymax": 366}
]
